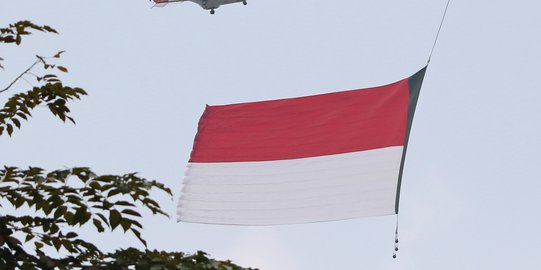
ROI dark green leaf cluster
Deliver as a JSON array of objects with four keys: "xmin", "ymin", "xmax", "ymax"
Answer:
[
  {"xmin": 0, "ymin": 83, "xmax": 87, "ymax": 136},
  {"xmin": 0, "ymin": 21, "xmax": 57, "ymax": 69},
  {"xmin": 0, "ymin": 166, "xmax": 171, "ymax": 245},
  {"xmin": 107, "ymin": 248, "xmax": 256, "ymax": 270},
  {"xmin": 0, "ymin": 215, "xmax": 100, "ymax": 269},
  {"xmin": 0, "ymin": 21, "xmax": 57, "ymax": 46}
]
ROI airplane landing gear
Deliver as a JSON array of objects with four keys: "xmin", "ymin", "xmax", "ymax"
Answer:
[
  {"xmin": 210, "ymin": 9, "xmax": 215, "ymax": 14},
  {"xmin": 243, "ymin": 1, "xmax": 247, "ymax": 5}
]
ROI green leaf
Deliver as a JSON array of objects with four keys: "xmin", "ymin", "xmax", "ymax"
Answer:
[
  {"xmin": 65, "ymin": 232, "xmax": 78, "ymax": 238},
  {"xmin": 88, "ymin": 181, "xmax": 101, "ymax": 190},
  {"xmin": 121, "ymin": 219, "xmax": 131, "ymax": 232},
  {"xmin": 14, "ymin": 196, "xmax": 25, "ymax": 208},
  {"xmin": 42, "ymin": 25, "xmax": 58, "ymax": 33},
  {"xmin": 67, "ymin": 116, "xmax": 76, "ymax": 125},
  {"xmin": 52, "ymin": 237, "xmax": 62, "ymax": 251},
  {"xmin": 62, "ymin": 239, "xmax": 75, "ymax": 253},
  {"xmin": 12, "ymin": 118, "xmax": 21, "ymax": 128},
  {"xmin": 64, "ymin": 211, "xmax": 75, "ymax": 225},
  {"xmin": 93, "ymin": 218, "xmax": 105, "ymax": 233},
  {"xmin": 49, "ymin": 224, "xmax": 60, "ymax": 234},
  {"xmin": 115, "ymin": 201, "xmax": 135, "ymax": 207},
  {"xmin": 53, "ymin": 50, "xmax": 65, "ymax": 58},
  {"xmin": 16, "ymin": 112, "xmax": 28, "ymax": 120},
  {"xmin": 96, "ymin": 213, "xmax": 109, "ymax": 227},
  {"xmin": 109, "ymin": 209, "xmax": 121, "ymax": 230},
  {"xmin": 131, "ymin": 220, "xmax": 143, "ymax": 229},
  {"xmin": 7, "ymin": 124, "xmax": 13, "ymax": 136},
  {"xmin": 25, "ymin": 234, "xmax": 35, "ymax": 243},
  {"xmin": 108, "ymin": 188, "xmax": 121, "ymax": 197},
  {"xmin": 54, "ymin": 206, "xmax": 67, "ymax": 219},
  {"xmin": 21, "ymin": 263, "xmax": 34, "ymax": 270},
  {"xmin": 132, "ymin": 229, "xmax": 147, "ymax": 247},
  {"xmin": 42, "ymin": 203, "xmax": 54, "ymax": 215},
  {"xmin": 121, "ymin": 209, "xmax": 142, "ymax": 217},
  {"xmin": 75, "ymin": 206, "xmax": 91, "ymax": 225}
]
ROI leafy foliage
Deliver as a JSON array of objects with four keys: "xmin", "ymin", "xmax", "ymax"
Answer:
[
  {"xmin": 0, "ymin": 20, "xmax": 57, "ymax": 45},
  {"xmin": 0, "ymin": 21, "xmax": 57, "ymax": 70},
  {"xmin": 0, "ymin": 83, "xmax": 87, "ymax": 136},
  {"xmin": 0, "ymin": 167, "xmax": 178, "ymax": 269},
  {"xmin": 107, "ymin": 249, "xmax": 251, "ymax": 270},
  {"xmin": 0, "ymin": 21, "xmax": 83, "ymax": 136},
  {"xmin": 0, "ymin": 21, "xmax": 255, "ymax": 270},
  {"xmin": 0, "ymin": 166, "xmax": 171, "ymax": 246}
]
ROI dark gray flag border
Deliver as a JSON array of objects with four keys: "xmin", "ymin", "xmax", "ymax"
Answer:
[{"xmin": 395, "ymin": 66, "xmax": 428, "ymax": 214}]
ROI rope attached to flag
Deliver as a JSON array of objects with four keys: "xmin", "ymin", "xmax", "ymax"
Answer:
[{"xmin": 428, "ymin": 0, "xmax": 452, "ymax": 64}]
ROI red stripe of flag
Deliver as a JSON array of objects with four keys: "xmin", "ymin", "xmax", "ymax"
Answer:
[{"xmin": 190, "ymin": 78, "xmax": 411, "ymax": 163}]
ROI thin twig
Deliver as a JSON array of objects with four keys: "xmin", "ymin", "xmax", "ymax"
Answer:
[{"xmin": 0, "ymin": 55, "xmax": 44, "ymax": 94}]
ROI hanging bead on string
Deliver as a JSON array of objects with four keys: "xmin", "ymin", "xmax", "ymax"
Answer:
[
  {"xmin": 393, "ymin": 214, "xmax": 399, "ymax": 259},
  {"xmin": 393, "ymin": 232, "xmax": 399, "ymax": 259}
]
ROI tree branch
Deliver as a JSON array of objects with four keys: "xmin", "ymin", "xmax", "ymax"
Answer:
[{"xmin": 0, "ymin": 56, "xmax": 43, "ymax": 94}]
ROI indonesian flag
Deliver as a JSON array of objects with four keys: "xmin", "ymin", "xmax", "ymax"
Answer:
[{"xmin": 178, "ymin": 67, "xmax": 427, "ymax": 225}]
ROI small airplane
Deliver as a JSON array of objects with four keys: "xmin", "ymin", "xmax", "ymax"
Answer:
[{"xmin": 152, "ymin": 0, "xmax": 247, "ymax": 14}]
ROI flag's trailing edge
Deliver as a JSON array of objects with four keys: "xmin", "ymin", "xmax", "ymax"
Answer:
[
  {"xmin": 396, "ymin": 66, "xmax": 427, "ymax": 214},
  {"xmin": 179, "ymin": 67, "xmax": 427, "ymax": 225}
]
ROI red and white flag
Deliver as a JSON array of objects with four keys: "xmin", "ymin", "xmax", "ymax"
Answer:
[{"xmin": 178, "ymin": 67, "xmax": 427, "ymax": 225}]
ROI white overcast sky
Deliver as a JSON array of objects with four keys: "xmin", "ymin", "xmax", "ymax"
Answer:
[{"xmin": 1, "ymin": 0, "xmax": 540, "ymax": 269}]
